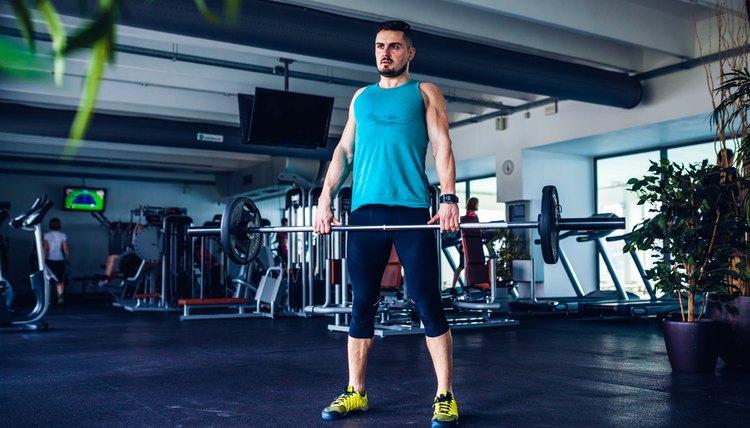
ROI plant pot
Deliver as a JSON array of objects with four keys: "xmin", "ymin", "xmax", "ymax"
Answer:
[
  {"xmin": 662, "ymin": 319, "xmax": 719, "ymax": 373},
  {"xmin": 708, "ymin": 295, "xmax": 750, "ymax": 369}
]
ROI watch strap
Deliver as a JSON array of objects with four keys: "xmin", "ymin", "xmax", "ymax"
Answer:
[{"xmin": 439, "ymin": 194, "xmax": 459, "ymax": 204}]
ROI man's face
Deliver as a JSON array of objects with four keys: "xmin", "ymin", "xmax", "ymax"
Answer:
[{"xmin": 375, "ymin": 30, "xmax": 415, "ymax": 78}]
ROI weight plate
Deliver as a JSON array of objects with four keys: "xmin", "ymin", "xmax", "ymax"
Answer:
[
  {"xmin": 539, "ymin": 185, "xmax": 560, "ymax": 264},
  {"xmin": 221, "ymin": 197, "xmax": 262, "ymax": 264},
  {"xmin": 133, "ymin": 225, "xmax": 162, "ymax": 263},
  {"xmin": 118, "ymin": 251, "xmax": 142, "ymax": 278}
]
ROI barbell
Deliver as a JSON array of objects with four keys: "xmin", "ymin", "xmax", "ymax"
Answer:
[{"xmin": 187, "ymin": 185, "xmax": 626, "ymax": 266}]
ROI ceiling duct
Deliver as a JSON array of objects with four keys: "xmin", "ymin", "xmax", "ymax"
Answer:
[
  {"xmin": 58, "ymin": 0, "xmax": 642, "ymax": 108},
  {"xmin": 0, "ymin": 103, "xmax": 334, "ymax": 160},
  {"xmin": 1, "ymin": 103, "xmax": 331, "ymax": 197}
]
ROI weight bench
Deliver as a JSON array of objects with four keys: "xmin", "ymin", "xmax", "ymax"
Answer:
[
  {"xmin": 178, "ymin": 266, "xmax": 284, "ymax": 320},
  {"xmin": 178, "ymin": 297, "xmax": 253, "ymax": 320},
  {"xmin": 134, "ymin": 292, "xmax": 161, "ymax": 308},
  {"xmin": 254, "ymin": 266, "xmax": 285, "ymax": 318}
]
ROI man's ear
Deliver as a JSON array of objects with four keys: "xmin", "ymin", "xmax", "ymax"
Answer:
[{"xmin": 408, "ymin": 47, "xmax": 416, "ymax": 61}]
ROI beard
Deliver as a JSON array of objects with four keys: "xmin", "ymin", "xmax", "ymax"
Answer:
[{"xmin": 378, "ymin": 62, "xmax": 408, "ymax": 77}]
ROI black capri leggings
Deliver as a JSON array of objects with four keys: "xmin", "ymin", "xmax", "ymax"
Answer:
[
  {"xmin": 46, "ymin": 260, "xmax": 66, "ymax": 284},
  {"xmin": 346, "ymin": 205, "xmax": 450, "ymax": 338}
]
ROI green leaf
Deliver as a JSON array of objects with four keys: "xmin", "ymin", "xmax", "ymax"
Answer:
[
  {"xmin": 36, "ymin": 0, "xmax": 67, "ymax": 86},
  {"xmin": 9, "ymin": 0, "xmax": 36, "ymax": 52},
  {"xmin": 224, "ymin": 0, "xmax": 241, "ymax": 24},
  {"xmin": 65, "ymin": 37, "xmax": 108, "ymax": 157},
  {"xmin": 63, "ymin": 5, "xmax": 116, "ymax": 55},
  {"xmin": 0, "ymin": 35, "xmax": 51, "ymax": 80},
  {"xmin": 193, "ymin": 0, "xmax": 222, "ymax": 24}
]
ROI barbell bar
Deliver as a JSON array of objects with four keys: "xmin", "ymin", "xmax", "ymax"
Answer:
[
  {"xmin": 187, "ymin": 185, "xmax": 626, "ymax": 266},
  {"xmin": 188, "ymin": 219, "xmax": 624, "ymax": 235}
]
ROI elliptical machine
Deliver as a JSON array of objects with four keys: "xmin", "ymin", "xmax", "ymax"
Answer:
[
  {"xmin": 0, "ymin": 195, "xmax": 54, "ymax": 331},
  {"xmin": 0, "ymin": 210, "xmax": 13, "ymax": 310}
]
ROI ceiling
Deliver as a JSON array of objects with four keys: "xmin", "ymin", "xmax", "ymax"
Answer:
[{"xmin": 0, "ymin": 0, "xmax": 740, "ymax": 187}]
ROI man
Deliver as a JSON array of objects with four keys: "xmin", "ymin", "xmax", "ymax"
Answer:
[{"xmin": 313, "ymin": 20, "xmax": 460, "ymax": 428}]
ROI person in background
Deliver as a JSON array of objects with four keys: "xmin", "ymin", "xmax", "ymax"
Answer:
[
  {"xmin": 98, "ymin": 222, "xmax": 124, "ymax": 288},
  {"xmin": 717, "ymin": 148, "xmax": 736, "ymax": 182},
  {"xmin": 450, "ymin": 197, "xmax": 479, "ymax": 293},
  {"xmin": 44, "ymin": 217, "xmax": 70, "ymax": 304}
]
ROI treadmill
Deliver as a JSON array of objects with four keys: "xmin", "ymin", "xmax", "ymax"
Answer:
[
  {"xmin": 511, "ymin": 214, "xmax": 637, "ymax": 313},
  {"xmin": 581, "ymin": 233, "xmax": 681, "ymax": 318}
]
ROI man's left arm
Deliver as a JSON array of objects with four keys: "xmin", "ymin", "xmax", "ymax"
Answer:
[{"xmin": 422, "ymin": 82, "xmax": 459, "ymax": 232}]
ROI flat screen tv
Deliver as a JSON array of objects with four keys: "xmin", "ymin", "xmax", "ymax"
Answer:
[
  {"xmin": 63, "ymin": 187, "xmax": 106, "ymax": 212},
  {"xmin": 245, "ymin": 87, "xmax": 334, "ymax": 149}
]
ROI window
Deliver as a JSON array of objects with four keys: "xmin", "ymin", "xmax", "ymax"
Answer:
[
  {"xmin": 596, "ymin": 151, "xmax": 660, "ymax": 297},
  {"xmin": 595, "ymin": 140, "xmax": 728, "ymax": 297},
  {"xmin": 454, "ymin": 181, "xmax": 467, "ymax": 214},
  {"xmin": 668, "ymin": 141, "xmax": 718, "ymax": 166},
  {"xmin": 468, "ymin": 176, "xmax": 505, "ymax": 221}
]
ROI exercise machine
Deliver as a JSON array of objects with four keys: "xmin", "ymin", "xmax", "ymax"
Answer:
[
  {"xmin": 310, "ymin": 189, "xmax": 519, "ymax": 336},
  {"xmin": 581, "ymin": 233, "xmax": 681, "ymax": 318},
  {"xmin": 448, "ymin": 213, "xmax": 518, "ymax": 325},
  {"xmin": 1, "ymin": 195, "xmax": 53, "ymax": 331},
  {"xmin": 189, "ymin": 186, "xmax": 626, "ymax": 334},
  {"xmin": 515, "ymin": 214, "xmax": 637, "ymax": 313},
  {"xmin": 0, "ymin": 210, "xmax": 14, "ymax": 311}
]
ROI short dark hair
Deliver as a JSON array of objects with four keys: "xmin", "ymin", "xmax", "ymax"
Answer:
[
  {"xmin": 377, "ymin": 20, "xmax": 413, "ymax": 47},
  {"xmin": 49, "ymin": 218, "xmax": 61, "ymax": 230},
  {"xmin": 467, "ymin": 197, "xmax": 479, "ymax": 212}
]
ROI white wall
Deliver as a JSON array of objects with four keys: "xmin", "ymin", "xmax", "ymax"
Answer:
[
  {"xmin": 523, "ymin": 150, "xmax": 596, "ymax": 296},
  {"xmin": 445, "ymin": 65, "xmax": 716, "ymax": 201}
]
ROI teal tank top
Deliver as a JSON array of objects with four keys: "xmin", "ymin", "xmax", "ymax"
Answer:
[{"xmin": 351, "ymin": 80, "xmax": 430, "ymax": 211}]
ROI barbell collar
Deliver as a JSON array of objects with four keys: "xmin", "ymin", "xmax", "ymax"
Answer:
[{"xmin": 187, "ymin": 227, "xmax": 221, "ymax": 236}]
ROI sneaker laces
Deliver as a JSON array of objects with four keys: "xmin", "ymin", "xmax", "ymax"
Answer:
[
  {"xmin": 332, "ymin": 389, "xmax": 357, "ymax": 407},
  {"xmin": 434, "ymin": 394, "xmax": 453, "ymax": 415}
]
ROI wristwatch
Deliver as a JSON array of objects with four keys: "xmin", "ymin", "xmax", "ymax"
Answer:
[{"xmin": 439, "ymin": 194, "xmax": 459, "ymax": 204}]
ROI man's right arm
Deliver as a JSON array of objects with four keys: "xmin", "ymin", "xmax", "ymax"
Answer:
[{"xmin": 314, "ymin": 88, "xmax": 364, "ymax": 234}]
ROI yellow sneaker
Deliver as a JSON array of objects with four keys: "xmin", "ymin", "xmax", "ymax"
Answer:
[
  {"xmin": 321, "ymin": 386, "xmax": 368, "ymax": 420},
  {"xmin": 432, "ymin": 391, "xmax": 459, "ymax": 427}
]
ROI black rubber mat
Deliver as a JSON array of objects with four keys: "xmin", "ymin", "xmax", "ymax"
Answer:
[{"xmin": 2, "ymin": 303, "xmax": 749, "ymax": 427}]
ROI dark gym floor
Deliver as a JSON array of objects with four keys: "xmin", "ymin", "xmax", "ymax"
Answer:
[{"xmin": 3, "ymin": 299, "xmax": 750, "ymax": 428}]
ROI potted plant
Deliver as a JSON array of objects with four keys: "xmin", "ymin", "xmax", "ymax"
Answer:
[
  {"xmin": 708, "ymin": 67, "xmax": 750, "ymax": 369},
  {"xmin": 625, "ymin": 158, "xmax": 750, "ymax": 372},
  {"xmin": 485, "ymin": 229, "xmax": 528, "ymax": 287}
]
